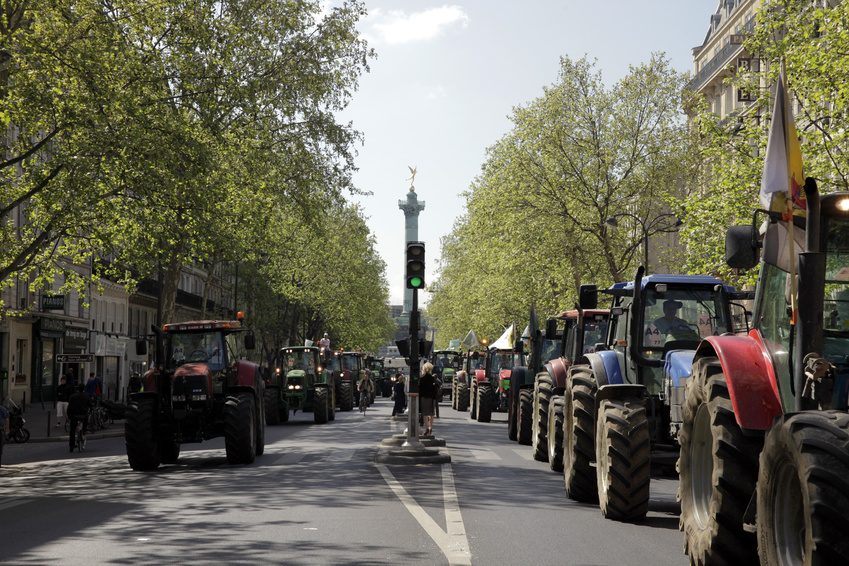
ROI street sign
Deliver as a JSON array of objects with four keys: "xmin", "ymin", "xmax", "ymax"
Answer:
[{"xmin": 57, "ymin": 354, "xmax": 94, "ymax": 363}]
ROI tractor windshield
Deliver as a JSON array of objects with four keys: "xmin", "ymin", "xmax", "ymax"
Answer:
[
  {"xmin": 643, "ymin": 286, "xmax": 729, "ymax": 349},
  {"xmin": 822, "ymin": 217, "xmax": 849, "ymax": 362},
  {"xmin": 540, "ymin": 338, "xmax": 561, "ymax": 366},
  {"xmin": 433, "ymin": 353, "xmax": 455, "ymax": 370},
  {"xmin": 168, "ymin": 331, "xmax": 226, "ymax": 371},
  {"xmin": 324, "ymin": 355, "xmax": 341, "ymax": 373},
  {"xmin": 282, "ymin": 350, "xmax": 316, "ymax": 375},
  {"xmin": 342, "ymin": 355, "xmax": 359, "ymax": 371},
  {"xmin": 582, "ymin": 318, "xmax": 609, "ymax": 355}
]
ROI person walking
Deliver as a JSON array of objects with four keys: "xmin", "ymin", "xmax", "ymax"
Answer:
[
  {"xmin": 56, "ymin": 375, "xmax": 73, "ymax": 428},
  {"xmin": 419, "ymin": 362, "xmax": 438, "ymax": 435},
  {"xmin": 84, "ymin": 372, "xmax": 102, "ymax": 399},
  {"xmin": 68, "ymin": 384, "xmax": 90, "ymax": 452},
  {"xmin": 0, "ymin": 401, "xmax": 9, "ymax": 467},
  {"xmin": 391, "ymin": 373, "xmax": 406, "ymax": 416}
]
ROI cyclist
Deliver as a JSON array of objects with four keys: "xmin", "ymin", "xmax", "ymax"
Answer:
[
  {"xmin": 67, "ymin": 384, "xmax": 90, "ymax": 452},
  {"xmin": 358, "ymin": 370, "xmax": 375, "ymax": 413}
]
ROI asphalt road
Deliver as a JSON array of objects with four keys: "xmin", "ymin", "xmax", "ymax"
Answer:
[{"xmin": 0, "ymin": 397, "xmax": 688, "ymax": 565}]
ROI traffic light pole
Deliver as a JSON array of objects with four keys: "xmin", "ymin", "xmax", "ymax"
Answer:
[{"xmin": 403, "ymin": 287, "xmax": 423, "ymax": 448}]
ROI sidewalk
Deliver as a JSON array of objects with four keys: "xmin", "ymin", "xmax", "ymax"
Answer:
[{"xmin": 12, "ymin": 401, "xmax": 125, "ymax": 444}]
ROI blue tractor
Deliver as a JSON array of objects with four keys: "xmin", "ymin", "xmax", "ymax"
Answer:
[{"xmin": 562, "ymin": 270, "xmax": 749, "ymax": 521}]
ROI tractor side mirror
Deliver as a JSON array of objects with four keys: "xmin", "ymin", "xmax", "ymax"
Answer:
[
  {"xmin": 726, "ymin": 225, "xmax": 760, "ymax": 269},
  {"xmin": 244, "ymin": 333, "xmax": 256, "ymax": 350},
  {"xmin": 579, "ymin": 284, "xmax": 598, "ymax": 310},
  {"xmin": 135, "ymin": 339, "xmax": 147, "ymax": 356}
]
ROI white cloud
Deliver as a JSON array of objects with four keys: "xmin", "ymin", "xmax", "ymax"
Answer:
[{"xmin": 367, "ymin": 5, "xmax": 469, "ymax": 45}]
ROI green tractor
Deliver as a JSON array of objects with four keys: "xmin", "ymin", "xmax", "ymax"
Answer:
[
  {"xmin": 432, "ymin": 349, "xmax": 461, "ymax": 401},
  {"xmin": 265, "ymin": 346, "xmax": 335, "ymax": 424},
  {"xmin": 366, "ymin": 356, "xmax": 391, "ymax": 398}
]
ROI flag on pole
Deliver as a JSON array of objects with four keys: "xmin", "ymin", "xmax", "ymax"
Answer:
[
  {"xmin": 490, "ymin": 324, "xmax": 515, "ymax": 350},
  {"xmin": 759, "ymin": 67, "xmax": 806, "ymax": 213},
  {"xmin": 461, "ymin": 329, "xmax": 480, "ymax": 349}
]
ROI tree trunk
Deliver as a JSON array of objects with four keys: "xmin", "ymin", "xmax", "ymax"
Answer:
[{"xmin": 159, "ymin": 236, "xmax": 188, "ymax": 324}]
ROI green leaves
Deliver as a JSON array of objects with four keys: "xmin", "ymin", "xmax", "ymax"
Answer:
[{"xmin": 429, "ymin": 53, "xmax": 697, "ymax": 345}]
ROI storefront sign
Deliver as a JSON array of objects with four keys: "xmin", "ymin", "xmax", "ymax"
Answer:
[
  {"xmin": 64, "ymin": 326, "xmax": 88, "ymax": 354},
  {"xmin": 41, "ymin": 295, "xmax": 65, "ymax": 310},
  {"xmin": 36, "ymin": 317, "xmax": 65, "ymax": 339},
  {"xmin": 94, "ymin": 334, "xmax": 128, "ymax": 357}
]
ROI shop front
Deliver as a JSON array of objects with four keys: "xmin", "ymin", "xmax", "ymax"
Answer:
[
  {"xmin": 33, "ymin": 317, "xmax": 64, "ymax": 403},
  {"xmin": 94, "ymin": 333, "xmax": 127, "ymax": 402}
]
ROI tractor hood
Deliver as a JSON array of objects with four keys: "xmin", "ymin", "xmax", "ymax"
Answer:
[{"xmin": 175, "ymin": 362, "xmax": 210, "ymax": 377}]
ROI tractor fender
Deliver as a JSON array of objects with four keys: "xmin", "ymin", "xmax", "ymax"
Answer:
[
  {"xmin": 546, "ymin": 358, "xmax": 571, "ymax": 389},
  {"xmin": 695, "ymin": 334, "xmax": 782, "ymax": 431},
  {"xmin": 474, "ymin": 369, "xmax": 487, "ymax": 385},
  {"xmin": 313, "ymin": 382, "xmax": 330, "ymax": 389},
  {"xmin": 596, "ymin": 383, "xmax": 646, "ymax": 410},
  {"xmin": 664, "ymin": 350, "xmax": 697, "ymax": 387},
  {"xmin": 581, "ymin": 351, "xmax": 625, "ymax": 387},
  {"xmin": 235, "ymin": 361, "xmax": 261, "ymax": 388}
]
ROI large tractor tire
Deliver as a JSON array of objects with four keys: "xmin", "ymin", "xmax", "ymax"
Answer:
[
  {"xmin": 339, "ymin": 381, "xmax": 354, "ymax": 412},
  {"xmin": 595, "ymin": 397, "xmax": 650, "ymax": 521},
  {"xmin": 125, "ymin": 398, "xmax": 161, "ymax": 471},
  {"xmin": 264, "ymin": 388, "xmax": 281, "ymax": 426},
  {"xmin": 678, "ymin": 357, "xmax": 761, "ymax": 566},
  {"xmin": 224, "ymin": 392, "xmax": 257, "ymax": 465},
  {"xmin": 328, "ymin": 388, "xmax": 336, "ymax": 421},
  {"xmin": 532, "ymin": 374, "xmax": 553, "ymax": 462},
  {"xmin": 508, "ymin": 368, "xmax": 527, "ymax": 441},
  {"xmin": 756, "ymin": 411, "xmax": 849, "ymax": 566},
  {"xmin": 517, "ymin": 388, "xmax": 533, "ymax": 445},
  {"xmin": 548, "ymin": 395, "xmax": 565, "ymax": 473},
  {"xmin": 470, "ymin": 382, "xmax": 478, "ymax": 420},
  {"xmin": 314, "ymin": 387, "xmax": 329, "ymax": 424},
  {"xmin": 477, "ymin": 384, "xmax": 493, "ymax": 423},
  {"xmin": 564, "ymin": 364, "xmax": 598, "ymax": 502},
  {"xmin": 457, "ymin": 382, "xmax": 470, "ymax": 412}
]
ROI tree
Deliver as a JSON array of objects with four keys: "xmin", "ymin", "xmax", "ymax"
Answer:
[
  {"xmin": 0, "ymin": 0, "xmax": 374, "ymax": 321},
  {"xmin": 429, "ymin": 53, "xmax": 697, "ymax": 344}
]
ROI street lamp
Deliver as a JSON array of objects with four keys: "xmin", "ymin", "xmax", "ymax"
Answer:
[{"xmin": 605, "ymin": 212, "xmax": 683, "ymax": 273}]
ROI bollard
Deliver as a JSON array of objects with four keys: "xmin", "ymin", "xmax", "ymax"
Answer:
[
  {"xmin": 47, "ymin": 410, "xmax": 52, "ymax": 437},
  {"xmin": 22, "ymin": 391, "xmax": 26, "ymax": 412}
]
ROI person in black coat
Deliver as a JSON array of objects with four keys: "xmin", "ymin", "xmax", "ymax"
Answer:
[
  {"xmin": 419, "ymin": 362, "xmax": 438, "ymax": 435},
  {"xmin": 391, "ymin": 373, "xmax": 406, "ymax": 416}
]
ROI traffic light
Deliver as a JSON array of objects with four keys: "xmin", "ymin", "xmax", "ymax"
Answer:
[{"xmin": 405, "ymin": 241, "xmax": 426, "ymax": 289}]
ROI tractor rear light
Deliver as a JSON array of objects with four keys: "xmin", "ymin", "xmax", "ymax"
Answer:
[
  {"xmin": 191, "ymin": 394, "xmax": 208, "ymax": 401},
  {"xmin": 173, "ymin": 395, "xmax": 186, "ymax": 402}
]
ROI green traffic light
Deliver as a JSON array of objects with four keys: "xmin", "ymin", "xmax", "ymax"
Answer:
[{"xmin": 409, "ymin": 276, "xmax": 423, "ymax": 288}]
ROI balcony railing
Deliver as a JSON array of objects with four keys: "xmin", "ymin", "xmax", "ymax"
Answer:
[{"xmin": 689, "ymin": 18, "xmax": 755, "ymax": 93}]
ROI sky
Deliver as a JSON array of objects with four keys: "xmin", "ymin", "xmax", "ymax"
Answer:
[{"xmin": 333, "ymin": 1, "xmax": 721, "ymax": 305}]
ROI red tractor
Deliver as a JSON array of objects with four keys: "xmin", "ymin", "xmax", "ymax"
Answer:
[
  {"xmin": 452, "ymin": 349, "xmax": 484, "ymax": 412},
  {"xmin": 471, "ymin": 327, "xmax": 523, "ymax": 423},
  {"xmin": 126, "ymin": 315, "xmax": 264, "ymax": 470},
  {"xmin": 679, "ymin": 181, "xmax": 849, "ymax": 564}
]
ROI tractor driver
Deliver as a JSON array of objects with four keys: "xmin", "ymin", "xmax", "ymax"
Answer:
[{"xmin": 653, "ymin": 300, "xmax": 695, "ymax": 340}]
